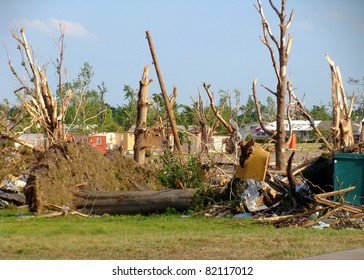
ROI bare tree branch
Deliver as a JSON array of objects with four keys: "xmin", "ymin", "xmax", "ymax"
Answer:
[
  {"xmin": 203, "ymin": 83, "xmax": 234, "ymax": 134},
  {"xmin": 256, "ymin": 0, "xmax": 280, "ymax": 48},
  {"xmin": 286, "ymin": 9, "xmax": 294, "ymax": 30},
  {"xmin": 286, "ymin": 83, "xmax": 294, "ymax": 146},
  {"xmin": 260, "ymin": 83, "xmax": 277, "ymax": 97},
  {"xmin": 170, "ymin": 85, "xmax": 177, "ymax": 106},
  {"xmin": 286, "ymin": 34, "xmax": 293, "ymax": 56},
  {"xmin": 268, "ymin": 0, "xmax": 281, "ymax": 18},
  {"xmin": 0, "ymin": 131, "xmax": 44, "ymax": 152},
  {"xmin": 252, "ymin": 79, "xmax": 275, "ymax": 137}
]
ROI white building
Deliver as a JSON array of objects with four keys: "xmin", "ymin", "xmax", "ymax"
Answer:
[{"xmin": 240, "ymin": 120, "xmax": 322, "ymax": 141}]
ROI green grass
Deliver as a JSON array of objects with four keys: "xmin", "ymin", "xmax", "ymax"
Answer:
[
  {"xmin": 0, "ymin": 208, "xmax": 363, "ymax": 260},
  {"xmin": 296, "ymin": 142, "xmax": 323, "ymax": 150}
]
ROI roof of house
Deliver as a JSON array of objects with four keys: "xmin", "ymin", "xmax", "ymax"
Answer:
[{"xmin": 266, "ymin": 120, "xmax": 322, "ymax": 131}]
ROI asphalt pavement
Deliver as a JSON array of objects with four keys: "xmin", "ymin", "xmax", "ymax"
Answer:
[{"xmin": 301, "ymin": 247, "xmax": 364, "ymax": 260}]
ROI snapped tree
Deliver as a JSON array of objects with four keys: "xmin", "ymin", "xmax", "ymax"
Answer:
[
  {"xmin": 146, "ymin": 31, "xmax": 185, "ymax": 163},
  {"xmin": 326, "ymin": 54, "xmax": 355, "ymax": 149},
  {"xmin": 5, "ymin": 28, "xmax": 71, "ymax": 151},
  {"xmin": 134, "ymin": 65, "xmax": 153, "ymax": 165}
]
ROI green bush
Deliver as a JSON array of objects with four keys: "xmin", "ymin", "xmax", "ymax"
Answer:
[
  {"xmin": 157, "ymin": 150, "xmax": 205, "ymax": 189},
  {"xmin": 145, "ymin": 148, "xmax": 152, "ymax": 157}
]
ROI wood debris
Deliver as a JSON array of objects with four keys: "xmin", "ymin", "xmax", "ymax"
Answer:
[
  {"xmin": 209, "ymin": 141, "xmax": 364, "ymax": 229},
  {"xmin": 43, "ymin": 203, "xmax": 89, "ymax": 218}
]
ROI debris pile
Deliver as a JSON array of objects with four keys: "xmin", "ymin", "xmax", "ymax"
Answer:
[
  {"xmin": 198, "ymin": 141, "xmax": 364, "ymax": 230},
  {"xmin": 23, "ymin": 142, "xmax": 163, "ymax": 213},
  {"xmin": 1, "ymin": 138, "xmax": 363, "ymax": 229},
  {"xmin": 0, "ymin": 145, "xmax": 33, "ymax": 208},
  {"xmin": 0, "ymin": 175, "xmax": 27, "ymax": 207}
]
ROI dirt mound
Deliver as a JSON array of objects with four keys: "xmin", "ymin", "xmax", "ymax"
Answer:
[{"xmin": 24, "ymin": 142, "xmax": 162, "ymax": 213}]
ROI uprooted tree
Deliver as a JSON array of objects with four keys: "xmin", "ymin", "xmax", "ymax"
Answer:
[
  {"xmin": 4, "ymin": 27, "xmax": 71, "ymax": 151},
  {"xmin": 253, "ymin": 0, "xmax": 294, "ymax": 170}
]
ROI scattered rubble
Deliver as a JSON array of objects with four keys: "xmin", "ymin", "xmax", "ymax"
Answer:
[
  {"xmin": 0, "ymin": 175, "xmax": 27, "ymax": 207},
  {"xmin": 0, "ymin": 138, "xmax": 363, "ymax": 230},
  {"xmin": 197, "ymin": 141, "xmax": 364, "ymax": 230}
]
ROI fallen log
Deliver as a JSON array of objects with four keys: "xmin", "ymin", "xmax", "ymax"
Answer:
[{"xmin": 74, "ymin": 188, "xmax": 197, "ymax": 215}]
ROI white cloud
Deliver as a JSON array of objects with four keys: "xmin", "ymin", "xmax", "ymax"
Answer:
[
  {"xmin": 296, "ymin": 22, "xmax": 314, "ymax": 31},
  {"xmin": 20, "ymin": 18, "xmax": 99, "ymax": 40},
  {"xmin": 21, "ymin": 19, "xmax": 50, "ymax": 33},
  {"xmin": 50, "ymin": 18, "xmax": 99, "ymax": 40}
]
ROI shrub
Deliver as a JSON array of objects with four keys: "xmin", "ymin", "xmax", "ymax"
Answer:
[
  {"xmin": 157, "ymin": 150, "xmax": 205, "ymax": 190},
  {"xmin": 145, "ymin": 148, "xmax": 152, "ymax": 157}
]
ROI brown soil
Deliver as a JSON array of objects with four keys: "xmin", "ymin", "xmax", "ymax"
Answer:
[{"xmin": 24, "ymin": 142, "xmax": 163, "ymax": 213}]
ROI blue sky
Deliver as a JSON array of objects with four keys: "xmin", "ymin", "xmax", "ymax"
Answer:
[{"xmin": 1, "ymin": 0, "xmax": 363, "ymax": 110}]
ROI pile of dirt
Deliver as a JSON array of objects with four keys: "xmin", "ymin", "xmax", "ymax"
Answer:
[{"xmin": 24, "ymin": 142, "xmax": 163, "ymax": 213}]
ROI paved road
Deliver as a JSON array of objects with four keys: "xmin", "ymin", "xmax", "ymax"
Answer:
[{"xmin": 301, "ymin": 247, "xmax": 364, "ymax": 260}]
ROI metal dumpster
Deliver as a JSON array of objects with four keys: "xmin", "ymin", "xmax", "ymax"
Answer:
[
  {"xmin": 333, "ymin": 153, "xmax": 364, "ymax": 205},
  {"xmin": 301, "ymin": 155, "xmax": 333, "ymax": 193}
]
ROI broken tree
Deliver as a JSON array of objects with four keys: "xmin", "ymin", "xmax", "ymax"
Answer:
[
  {"xmin": 6, "ymin": 28, "xmax": 72, "ymax": 150},
  {"xmin": 134, "ymin": 65, "xmax": 153, "ymax": 165},
  {"xmin": 146, "ymin": 31, "xmax": 185, "ymax": 163},
  {"xmin": 326, "ymin": 54, "xmax": 355, "ymax": 149},
  {"xmin": 190, "ymin": 89, "xmax": 220, "ymax": 154},
  {"xmin": 202, "ymin": 83, "xmax": 240, "ymax": 154}
]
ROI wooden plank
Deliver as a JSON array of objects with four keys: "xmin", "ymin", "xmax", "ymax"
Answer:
[
  {"xmin": 314, "ymin": 197, "xmax": 362, "ymax": 214},
  {"xmin": 314, "ymin": 186, "xmax": 356, "ymax": 199}
]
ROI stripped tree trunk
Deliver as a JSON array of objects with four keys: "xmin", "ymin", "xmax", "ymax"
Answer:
[
  {"xmin": 146, "ymin": 31, "xmax": 185, "ymax": 164},
  {"xmin": 134, "ymin": 65, "xmax": 153, "ymax": 164},
  {"xmin": 326, "ymin": 54, "xmax": 355, "ymax": 149},
  {"xmin": 74, "ymin": 189, "xmax": 197, "ymax": 215}
]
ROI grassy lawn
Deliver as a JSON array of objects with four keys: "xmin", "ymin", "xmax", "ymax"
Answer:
[
  {"xmin": 1, "ymin": 208, "xmax": 363, "ymax": 260},
  {"xmin": 295, "ymin": 142, "xmax": 324, "ymax": 151}
]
